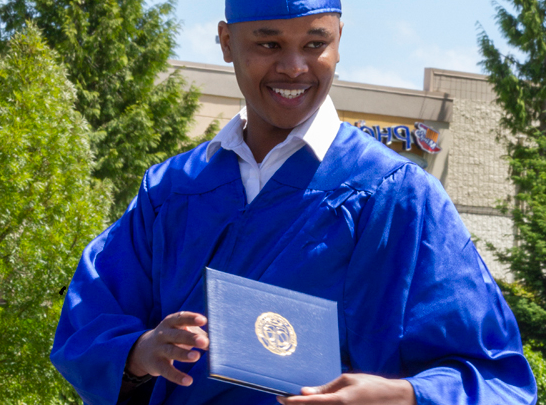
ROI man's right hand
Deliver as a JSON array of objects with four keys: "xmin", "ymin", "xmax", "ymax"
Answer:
[{"xmin": 125, "ymin": 311, "xmax": 209, "ymax": 386}]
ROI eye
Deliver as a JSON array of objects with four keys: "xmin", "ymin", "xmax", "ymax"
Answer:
[
  {"xmin": 260, "ymin": 42, "xmax": 279, "ymax": 49},
  {"xmin": 306, "ymin": 41, "xmax": 326, "ymax": 49}
]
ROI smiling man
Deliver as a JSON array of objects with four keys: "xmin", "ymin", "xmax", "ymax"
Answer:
[
  {"xmin": 218, "ymin": 12, "xmax": 341, "ymax": 164},
  {"xmin": 51, "ymin": 1, "xmax": 537, "ymax": 405}
]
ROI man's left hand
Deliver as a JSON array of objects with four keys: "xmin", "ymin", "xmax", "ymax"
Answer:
[{"xmin": 277, "ymin": 373, "xmax": 416, "ymax": 405}]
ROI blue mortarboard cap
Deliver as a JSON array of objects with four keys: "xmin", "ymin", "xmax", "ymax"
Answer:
[{"xmin": 226, "ymin": 0, "xmax": 342, "ymax": 24}]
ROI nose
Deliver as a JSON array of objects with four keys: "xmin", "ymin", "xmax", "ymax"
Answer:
[{"xmin": 276, "ymin": 51, "xmax": 309, "ymax": 78}]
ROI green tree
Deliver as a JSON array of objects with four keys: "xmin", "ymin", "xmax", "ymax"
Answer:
[
  {"xmin": 525, "ymin": 343, "xmax": 546, "ymax": 404},
  {"xmin": 0, "ymin": 24, "xmax": 110, "ymax": 403},
  {"xmin": 478, "ymin": 0, "xmax": 546, "ymax": 400},
  {"xmin": 0, "ymin": 0, "xmax": 209, "ymax": 220}
]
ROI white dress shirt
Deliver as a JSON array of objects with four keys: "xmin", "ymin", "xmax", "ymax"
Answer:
[{"xmin": 205, "ymin": 96, "xmax": 341, "ymax": 203}]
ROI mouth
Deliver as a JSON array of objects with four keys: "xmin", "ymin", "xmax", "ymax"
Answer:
[{"xmin": 270, "ymin": 87, "xmax": 309, "ymax": 100}]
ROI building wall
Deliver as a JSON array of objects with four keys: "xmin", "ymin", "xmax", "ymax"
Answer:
[
  {"xmin": 446, "ymin": 99, "xmax": 513, "ymax": 207},
  {"xmin": 190, "ymin": 94, "xmax": 244, "ymax": 138},
  {"xmin": 425, "ymin": 69, "xmax": 497, "ymax": 102},
  {"xmin": 427, "ymin": 69, "xmax": 514, "ymax": 279},
  {"xmin": 459, "ymin": 213, "xmax": 514, "ymax": 281}
]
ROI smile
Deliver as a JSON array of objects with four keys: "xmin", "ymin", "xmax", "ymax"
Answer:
[{"xmin": 271, "ymin": 88, "xmax": 308, "ymax": 99}]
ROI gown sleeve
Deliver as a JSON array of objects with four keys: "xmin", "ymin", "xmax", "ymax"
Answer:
[
  {"xmin": 50, "ymin": 170, "xmax": 157, "ymax": 405},
  {"xmin": 343, "ymin": 163, "xmax": 537, "ymax": 404}
]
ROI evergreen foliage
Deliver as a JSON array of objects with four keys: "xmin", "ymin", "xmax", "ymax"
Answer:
[
  {"xmin": 478, "ymin": 0, "xmax": 546, "ymax": 400},
  {"xmin": 479, "ymin": 0, "xmax": 546, "ymax": 302},
  {"xmin": 0, "ymin": 0, "xmax": 208, "ymax": 220},
  {"xmin": 497, "ymin": 280, "xmax": 546, "ymax": 345},
  {"xmin": 525, "ymin": 343, "xmax": 546, "ymax": 404},
  {"xmin": 0, "ymin": 24, "xmax": 110, "ymax": 403}
]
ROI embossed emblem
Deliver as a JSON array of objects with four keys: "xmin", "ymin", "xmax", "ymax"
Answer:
[{"xmin": 255, "ymin": 312, "xmax": 297, "ymax": 356}]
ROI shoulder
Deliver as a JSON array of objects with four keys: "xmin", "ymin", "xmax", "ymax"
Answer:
[
  {"xmin": 142, "ymin": 141, "xmax": 211, "ymax": 209},
  {"xmin": 333, "ymin": 123, "xmax": 437, "ymax": 196}
]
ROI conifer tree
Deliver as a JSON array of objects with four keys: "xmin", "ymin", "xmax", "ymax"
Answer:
[
  {"xmin": 0, "ymin": 0, "xmax": 208, "ymax": 220},
  {"xmin": 0, "ymin": 24, "xmax": 110, "ymax": 403},
  {"xmin": 479, "ymin": 1, "xmax": 546, "ymax": 401}
]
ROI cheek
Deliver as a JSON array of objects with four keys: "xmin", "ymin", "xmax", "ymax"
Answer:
[
  {"xmin": 315, "ymin": 59, "xmax": 335, "ymax": 80},
  {"xmin": 315, "ymin": 52, "xmax": 337, "ymax": 78},
  {"xmin": 242, "ymin": 59, "xmax": 270, "ymax": 85}
]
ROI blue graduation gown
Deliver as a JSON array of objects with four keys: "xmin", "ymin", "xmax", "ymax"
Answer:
[{"xmin": 51, "ymin": 123, "xmax": 537, "ymax": 405}]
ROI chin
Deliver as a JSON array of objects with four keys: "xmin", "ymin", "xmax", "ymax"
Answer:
[
  {"xmin": 270, "ymin": 117, "xmax": 308, "ymax": 130},
  {"xmin": 271, "ymin": 109, "xmax": 317, "ymax": 129}
]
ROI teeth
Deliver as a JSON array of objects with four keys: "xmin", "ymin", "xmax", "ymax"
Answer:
[{"xmin": 272, "ymin": 88, "xmax": 306, "ymax": 99}]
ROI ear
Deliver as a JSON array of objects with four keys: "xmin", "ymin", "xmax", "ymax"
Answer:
[
  {"xmin": 337, "ymin": 20, "xmax": 344, "ymax": 63},
  {"xmin": 218, "ymin": 21, "xmax": 233, "ymax": 63}
]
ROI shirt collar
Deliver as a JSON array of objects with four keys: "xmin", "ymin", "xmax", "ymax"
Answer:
[{"xmin": 205, "ymin": 95, "xmax": 341, "ymax": 162}]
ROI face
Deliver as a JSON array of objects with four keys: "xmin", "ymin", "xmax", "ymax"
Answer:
[{"xmin": 218, "ymin": 14, "xmax": 342, "ymax": 134}]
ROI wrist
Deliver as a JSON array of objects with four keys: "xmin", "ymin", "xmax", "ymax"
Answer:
[
  {"xmin": 126, "ymin": 361, "xmax": 149, "ymax": 378},
  {"xmin": 125, "ymin": 331, "xmax": 152, "ymax": 377},
  {"xmin": 391, "ymin": 379, "xmax": 416, "ymax": 405},
  {"xmin": 122, "ymin": 367, "xmax": 152, "ymax": 385}
]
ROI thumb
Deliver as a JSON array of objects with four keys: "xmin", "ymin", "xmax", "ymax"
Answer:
[{"xmin": 301, "ymin": 375, "xmax": 351, "ymax": 396}]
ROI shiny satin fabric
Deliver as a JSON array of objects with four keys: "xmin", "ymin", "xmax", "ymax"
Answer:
[
  {"xmin": 50, "ymin": 123, "xmax": 537, "ymax": 405},
  {"xmin": 225, "ymin": 0, "xmax": 342, "ymax": 24}
]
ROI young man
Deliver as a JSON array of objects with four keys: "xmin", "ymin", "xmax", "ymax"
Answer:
[{"xmin": 51, "ymin": 1, "xmax": 537, "ymax": 404}]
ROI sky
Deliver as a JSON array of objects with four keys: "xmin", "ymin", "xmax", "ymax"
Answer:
[{"xmin": 174, "ymin": 0, "xmax": 519, "ymax": 91}]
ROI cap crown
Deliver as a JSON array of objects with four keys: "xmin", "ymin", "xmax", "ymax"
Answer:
[{"xmin": 225, "ymin": 0, "xmax": 342, "ymax": 24}]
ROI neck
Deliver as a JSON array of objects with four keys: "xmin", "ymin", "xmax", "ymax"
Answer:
[{"xmin": 244, "ymin": 117, "xmax": 294, "ymax": 164}]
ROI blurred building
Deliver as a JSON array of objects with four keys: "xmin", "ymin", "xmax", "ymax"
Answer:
[{"xmin": 163, "ymin": 60, "xmax": 514, "ymax": 280}]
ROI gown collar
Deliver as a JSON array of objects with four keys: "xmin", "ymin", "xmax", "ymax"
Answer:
[
  {"xmin": 272, "ymin": 123, "xmax": 371, "ymax": 191},
  {"xmin": 205, "ymin": 95, "xmax": 341, "ymax": 164},
  {"xmin": 174, "ymin": 123, "xmax": 377, "ymax": 195}
]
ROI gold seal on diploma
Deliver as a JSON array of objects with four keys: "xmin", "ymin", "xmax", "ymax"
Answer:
[{"xmin": 255, "ymin": 312, "xmax": 297, "ymax": 356}]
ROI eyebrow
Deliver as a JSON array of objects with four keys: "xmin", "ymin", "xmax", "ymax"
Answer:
[
  {"xmin": 253, "ymin": 28, "xmax": 282, "ymax": 37},
  {"xmin": 252, "ymin": 27, "xmax": 333, "ymax": 38},
  {"xmin": 307, "ymin": 28, "xmax": 332, "ymax": 38}
]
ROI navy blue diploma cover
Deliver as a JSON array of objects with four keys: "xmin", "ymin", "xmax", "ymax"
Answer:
[{"xmin": 204, "ymin": 267, "xmax": 341, "ymax": 396}]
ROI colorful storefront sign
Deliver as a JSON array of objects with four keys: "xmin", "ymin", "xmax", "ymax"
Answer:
[{"xmin": 355, "ymin": 121, "xmax": 442, "ymax": 154}]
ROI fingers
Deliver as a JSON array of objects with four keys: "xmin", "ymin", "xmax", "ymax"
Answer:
[
  {"xmin": 133, "ymin": 312, "xmax": 209, "ymax": 387},
  {"xmin": 302, "ymin": 374, "xmax": 353, "ymax": 396},
  {"xmin": 156, "ymin": 359, "xmax": 194, "ymax": 387},
  {"xmin": 157, "ymin": 327, "xmax": 208, "ymax": 350},
  {"xmin": 186, "ymin": 326, "xmax": 210, "ymax": 350},
  {"xmin": 277, "ymin": 375, "xmax": 354, "ymax": 405},
  {"xmin": 161, "ymin": 312, "xmax": 209, "ymax": 350},
  {"xmin": 161, "ymin": 341, "xmax": 202, "ymax": 363},
  {"xmin": 277, "ymin": 393, "xmax": 342, "ymax": 405},
  {"xmin": 164, "ymin": 311, "xmax": 207, "ymax": 328},
  {"xmin": 145, "ymin": 338, "xmax": 202, "ymax": 386},
  {"xmin": 279, "ymin": 375, "xmax": 417, "ymax": 405}
]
